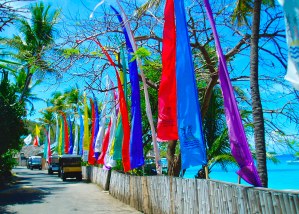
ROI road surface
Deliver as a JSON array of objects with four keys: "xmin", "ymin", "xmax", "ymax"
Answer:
[{"xmin": 0, "ymin": 166, "xmax": 141, "ymax": 214}]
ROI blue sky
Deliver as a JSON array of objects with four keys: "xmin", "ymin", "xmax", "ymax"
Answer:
[{"xmin": 2, "ymin": 0, "xmax": 298, "ymax": 154}]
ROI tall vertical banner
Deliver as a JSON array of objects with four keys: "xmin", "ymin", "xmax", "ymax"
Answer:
[
  {"xmin": 58, "ymin": 117, "xmax": 63, "ymax": 155},
  {"xmin": 97, "ymin": 120, "xmax": 112, "ymax": 164},
  {"xmin": 47, "ymin": 126, "xmax": 51, "ymax": 161},
  {"xmin": 174, "ymin": 0, "xmax": 207, "ymax": 170},
  {"xmin": 278, "ymin": 0, "xmax": 299, "ymax": 89},
  {"xmin": 203, "ymin": 0, "xmax": 262, "ymax": 186},
  {"xmin": 157, "ymin": 0, "xmax": 178, "ymax": 141},
  {"xmin": 33, "ymin": 125, "xmax": 40, "ymax": 147},
  {"xmin": 79, "ymin": 112, "xmax": 84, "ymax": 156},
  {"xmin": 73, "ymin": 115, "xmax": 79, "ymax": 155},
  {"xmin": 68, "ymin": 116, "xmax": 73, "ymax": 154},
  {"xmin": 88, "ymin": 98, "xmax": 96, "ymax": 165},
  {"xmin": 43, "ymin": 129, "xmax": 48, "ymax": 159},
  {"xmin": 83, "ymin": 93, "xmax": 90, "ymax": 161},
  {"xmin": 55, "ymin": 113, "xmax": 59, "ymax": 145},
  {"xmin": 62, "ymin": 113, "xmax": 69, "ymax": 154},
  {"xmin": 93, "ymin": 96, "xmax": 100, "ymax": 150},
  {"xmin": 111, "ymin": 5, "xmax": 144, "ymax": 171}
]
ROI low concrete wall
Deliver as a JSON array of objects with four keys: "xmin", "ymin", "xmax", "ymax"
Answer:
[
  {"xmin": 83, "ymin": 166, "xmax": 299, "ymax": 214},
  {"xmin": 82, "ymin": 166, "xmax": 111, "ymax": 191}
]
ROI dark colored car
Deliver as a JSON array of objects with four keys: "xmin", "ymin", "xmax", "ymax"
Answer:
[
  {"xmin": 58, "ymin": 155, "xmax": 82, "ymax": 181},
  {"xmin": 28, "ymin": 156, "xmax": 42, "ymax": 170},
  {"xmin": 47, "ymin": 155, "xmax": 60, "ymax": 174}
]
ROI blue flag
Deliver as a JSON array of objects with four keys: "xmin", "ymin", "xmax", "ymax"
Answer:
[
  {"xmin": 79, "ymin": 112, "xmax": 84, "ymax": 156},
  {"xmin": 111, "ymin": 6, "xmax": 144, "ymax": 170},
  {"xmin": 174, "ymin": 0, "xmax": 207, "ymax": 170},
  {"xmin": 93, "ymin": 94, "xmax": 100, "ymax": 150}
]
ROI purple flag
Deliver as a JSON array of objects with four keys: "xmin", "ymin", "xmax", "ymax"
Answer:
[
  {"xmin": 68, "ymin": 116, "xmax": 73, "ymax": 154},
  {"xmin": 203, "ymin": 0, "xmax": 262, "ymax": 186}
]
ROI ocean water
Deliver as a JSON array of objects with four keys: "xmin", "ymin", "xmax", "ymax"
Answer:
[{"xmin": 184, "ymin": 154, "xmax": 299, "ymax": 191}]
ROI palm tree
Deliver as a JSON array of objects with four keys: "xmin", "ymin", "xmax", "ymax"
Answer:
[
  {"xmin": 13, "ymin": 68, "xmax": 44, "ymax": 115},
  {"xmin": 0, "ymin": 2, "xmax": 60, "ymax": 103},
  {"xmin": 233, "ymin": 0, "xmax": 274, "ymax": 188}
]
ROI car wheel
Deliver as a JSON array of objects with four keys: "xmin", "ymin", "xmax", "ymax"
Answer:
[
  {"xmin": 76, "ymin": 174, "xmax": 82, "ymax": 181},
  {"xmin": 62, "ymin": 173, "xmax": 66, "ymax": 181}
]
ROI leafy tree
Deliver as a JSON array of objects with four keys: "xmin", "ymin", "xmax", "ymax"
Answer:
[
  {"xmin": 1, "ymin": 2, "xmax": 60, "ymax": 102},
  {"xmin": 0, "ymin": 70, "xmax": 26, "ymax": 176}
]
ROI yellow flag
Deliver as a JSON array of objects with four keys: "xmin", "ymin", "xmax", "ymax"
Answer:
[{"xmin": 83, "ymin": 93, "xmax": 90, "ymax": 151}]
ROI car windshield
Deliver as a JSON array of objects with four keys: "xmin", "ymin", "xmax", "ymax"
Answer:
[
  {"xmin": 61, "ymin": 158, "xmax": 81, "ymax": 167},
  {"xmin": 32, "ymin": 158, "xmax": 41, "ymax": 163}
]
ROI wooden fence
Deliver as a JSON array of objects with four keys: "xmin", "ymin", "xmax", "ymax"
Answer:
[{"xmin": 82, "ymin": 166, "xmax": 299, "ymax": 214}]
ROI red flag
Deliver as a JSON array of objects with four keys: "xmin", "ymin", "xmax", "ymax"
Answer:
[
  {"xmin": 47, "ymin": 127, "xmax": 51, "ymax": 162},
  {"xmin": 61, "ymin": 113, "xmax": 69, "ymax": 154},
  {"xmin": 33, "ymin": 136, "xmax": 39, "ymax": 147},
  {"xmin": 88, "ymin": 98, "xmax": 96, "ymax": 165},
  {"xmin": 157, "ymin": 0, "xmax": 178, "ymax": 141},
  {"xmin": 97, "ymin": 120, "xmax": 112, "ymax": 164},
  {"xmin": 116, "ymin": 72, "xmax": 131, "ymax": 172}
]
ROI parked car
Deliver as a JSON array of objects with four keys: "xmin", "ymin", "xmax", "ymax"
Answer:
[
  {"xmin": 28, "ymin": 156, "xmax": 42, "ymax": 170},
  {"xmin": 47, "ymin": 155, "xmax": 60, "ymax": 174},
  {"xmin": 58, "ymin": 155, "xmax": 82, "ymax": 181}
]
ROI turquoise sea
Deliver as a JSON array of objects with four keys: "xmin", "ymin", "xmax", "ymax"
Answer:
[{"xmin": 184, "ymin": 154, "xmax": 299, "ymax": 191}]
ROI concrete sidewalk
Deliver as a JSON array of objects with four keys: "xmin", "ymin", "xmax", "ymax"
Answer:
[{"xmin": 0, "ymin": 167, "xmax": 141, "ymax": 214}]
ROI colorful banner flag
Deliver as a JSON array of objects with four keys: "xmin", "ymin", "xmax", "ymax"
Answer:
[
  {"xmin": 174, "ymin": 0, "xmax": 207, "ymax": 170},
  {"xmin": 33, "ymin": 125, "xmax": 40, "ymax": 147},
  {"xmin": 94, "ymin": 103, "xmax": 107, "ymax": 160},
  {"xmin": 43, "ymin": 129, "xmax": 48, "ymax": 159},
  {"xmin": 97, "ymin": 119, "xmax": 112, "ymax": 164},
  {"xmin": 47, "ymin": 126, "xmax": 51, "ymax": 161},
  {"xmin": 93, "ymin": 95, "xmax": 100, "ymax": 151},
  {"xmin": 73, "ymin": 115, "xmax": 79, "ymax": 155},
  {"xmin": 55, "ymin": 113, "xmax": 59, "ymax": 149},
  {"xmin": 23, "ymin": 134, "xmax": 32, "ymax": 145},
  {"xmin": 68, "ymin": 116, "xmax": 73, "ymax": 154},
  {"xmin": 111, "ymin": 5, "xmax": 144, "ymax": 170},
  {"xmin": 61, "ymin": 113, "xmax": 69, "ymax": 154},
  {"xmin": 157, "ymin": 0, "xmax": 178, "ymax": 141},
  {"xmin": 278, "ymin": 0, "xmax": 299, "ymax": 89},
  {"xmin": 58, "ymin": 116, "xmax": 64, "ymax": 155},
  {"xmin": 203, "ymin": 0, "xmax": 262, "ymax": 186},
  {"xmin": 83, "ymin": 93, "xmax": 90, "ymax": 151},
  {"xmin": 104, "ymin": 107, "xmax": 117, "ymax": 168},
  {"xmin": 88, "ymin": 98, "xmax": 96, "ymax": 165},
  {"xmin": 79, "ymin": 112, "xmax": 84, "ymax": 155}
]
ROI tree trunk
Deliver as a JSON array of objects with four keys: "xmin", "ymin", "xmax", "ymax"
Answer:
[
  {"xmin": 19, "ymin": 67, "xmax": 32, "ymax": 103},
  {"xmin": 167, "ymin": 140, "xmax": 177, "ymax": 176},
  {"xmin": 250, "ymin": 0, "xmax": 268, "ymax": 187}
]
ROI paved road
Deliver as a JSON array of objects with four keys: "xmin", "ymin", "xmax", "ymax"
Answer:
[{"xmin": 0, "ymin": 167, "xmax": 141, "ymax": 214}]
